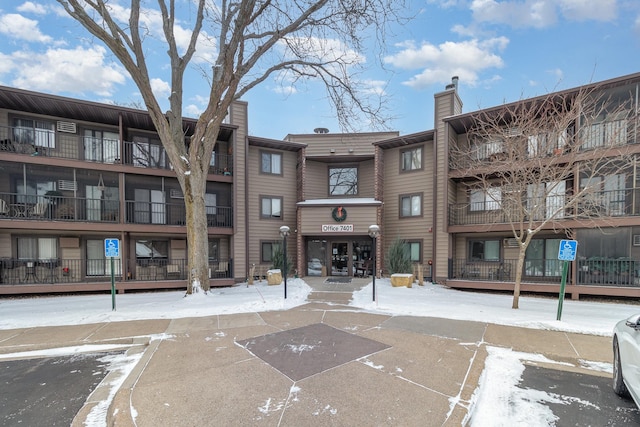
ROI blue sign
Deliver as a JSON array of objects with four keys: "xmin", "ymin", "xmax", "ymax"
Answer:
[
  {"xmin": 557, "ymin": 239, "xmax": 577, "ymax": 261},
  {"xmin": 105, "ymin": 238, "xmax": 120, "ymax": 258}
]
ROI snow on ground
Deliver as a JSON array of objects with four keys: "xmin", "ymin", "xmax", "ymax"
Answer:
[
  {"xmin": 350, "ymin": 280, "xmax": 640, "ymax": 336},
  {"xmin": 0, "ymin": 278, "xmax": 311, "ymax": 329},
  {"xmin": 2, "ymin": 278, "xmax": 639, "ymax": 426}
]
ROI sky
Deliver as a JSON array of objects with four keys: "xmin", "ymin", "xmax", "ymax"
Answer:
[
  {"xmin": 1, "ymin": 1, "xmax": 639, "ymax": 139},
  {"xmin": 1, "ymin": 278, "xmax": 639, "ymax": 425}
]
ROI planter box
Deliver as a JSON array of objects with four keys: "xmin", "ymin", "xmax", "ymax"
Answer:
[
  {"xmin": 267, "ymin": 269, "xmax": 282, "ymax": 286},
  {"xmin": 391, "ymin": 273, "xmax": 414, "ymax": 288}
]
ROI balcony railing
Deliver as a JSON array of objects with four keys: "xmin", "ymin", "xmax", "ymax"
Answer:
[
  {"xmin": 124, "ymin": 200, "xmax": 233, "ymax": 227},
  {"xmin": 449, "ymin": 117, "xmax": 638, "ymax": 170},
  {"xmin": 0, "ymin": 125, "xmax": 233, "ymax": 176},
  {"xmin": 449, "ymin": 189, "xmax": 639, "ymax": 226},
  {"xmin": 0, "ymin": 192, "xmax": 119, "ymax": 222},
  {"xmin": 450, "ymin": 258, "xmax": 640, "ymax": 287},
  {"xmin": 0, "ymin": 258, "xmax": 232, "ymax": 285},
  {"xmin": 0, "ymin": 192, "xmax": 233, "ymax": 227}
]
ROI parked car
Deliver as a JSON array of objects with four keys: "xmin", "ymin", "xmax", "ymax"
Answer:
[{"xmin": 613, "ymin": 313, "xmax": 640, "ymax": 408}]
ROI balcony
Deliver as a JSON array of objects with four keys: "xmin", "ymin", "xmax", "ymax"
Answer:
[
  {"xmin": 0, "ymin": 125, "xmax": 233, "ymax": 176},
  {"xmin": 448, "ymin": 189, "xmax": 638, "ymax": 226},
  {"xmin": 0, "ymin": 258, "xmax": 233, "ymax": 287},
  {"xmin": 450, "ymin": 258, "xmax": 640, "ymax": 287},
  {"xmin": 125, "ymin": 200, "xmax": 233, "ymax": 227},
  {"xmin": 0, "ymin": 192, "xmax": 119, "ymax": 222}
]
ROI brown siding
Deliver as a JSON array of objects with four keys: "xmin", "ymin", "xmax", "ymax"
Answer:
[
  {"xmin": 246, "ymin": 145, "xmax": 298, "ymax": 270},
  {"xmin": 287, "ymin": 132, "xmax": 397, "ymax": 158},
  {"xmin": 229, "ymin": 101, "xmax": 248, "ymax": 278},
  {"xmin": 381, "ymin": 144, "xmax": 434, "ymax": 263}
]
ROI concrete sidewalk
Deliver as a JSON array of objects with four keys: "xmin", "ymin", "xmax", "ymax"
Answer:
[{"xmin": 0, "ymin": 277, "xmax": 613, "ymax": 426}]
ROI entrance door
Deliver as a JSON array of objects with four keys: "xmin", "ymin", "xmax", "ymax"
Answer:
[{"xmin": 331, "ymin": 242, "xmax": 349, "ymax": 276}]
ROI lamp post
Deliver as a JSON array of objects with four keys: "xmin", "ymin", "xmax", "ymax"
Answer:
[
  {"xmin": 368, "ymin": 224, "xmax": 380, "ymax": 302},
  {"xmin": 279, "ymin": 225, "xmax": 290, "ymax": 299}
]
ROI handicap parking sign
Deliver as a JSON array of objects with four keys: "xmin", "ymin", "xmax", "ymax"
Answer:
[
  {"xmin": 105, "ymin": 238, "xmax": 120, "ymax": 258},
  {"xmin": 557, "ymin": 240, "xmax": 577, "ymax": 261}
]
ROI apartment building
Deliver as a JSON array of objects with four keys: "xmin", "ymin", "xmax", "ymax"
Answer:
[
  {"xmin": 441, "ymin": 72, "xmax": 640, "ymax": 300},
  {"xmin": 0, "ymin": 87, "xmax": 237, "ymax": 294},
  {"xmin": 2, "ymin": 71, "xmax": 640, "ymax": 300}
]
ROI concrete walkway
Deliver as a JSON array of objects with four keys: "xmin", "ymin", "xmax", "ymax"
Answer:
[{"xmin": 0, "ymin": 277, "xmax": 613, "ymax": 426}]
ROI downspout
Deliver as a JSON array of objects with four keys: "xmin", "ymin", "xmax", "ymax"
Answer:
[
  {"xmin": 432, "ymin": 129, "xmax": 438, "ymax": 282},
  {"xmin": 244, "ymin": 133, "xmax": 249, "ymax": 280}
]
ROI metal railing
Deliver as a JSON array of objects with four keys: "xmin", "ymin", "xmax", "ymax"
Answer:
[
  {"xmin": 450, "ymin": 258, "xmax": 640, "ymax": 287},
  {"xmin": 0, "ymin": 258, "xmax": 232, "ymax": 285},
  {"xmin": 449, "ymin": 189, "xmax": 637, "ymax": 226},
  {"xmin": 0, "ymin": 125, "xmax": 233, "ymax": 175},
  {"xmin": 124, "ymin": 201, "xmax": 233, "ymax": 227},
  {"xmin": 0, "ymin": 192, "xmax": 119, "ymax": 222}
]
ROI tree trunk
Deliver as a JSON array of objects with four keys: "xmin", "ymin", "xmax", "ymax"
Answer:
[
  {"xmin": 512, "ymin": 251, "xmax": 527, "ymax": 309},
  {"xmin": 184, "ymin": 168, "xmax": 210, "ymax": 294}
]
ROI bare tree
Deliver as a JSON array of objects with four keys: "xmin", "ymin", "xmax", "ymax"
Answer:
[
  {"xmin": 57, "ymin": 0, "xmax": 406, "ymax": 293},
  {"xmin": 450, "ymin": 84, "xmax": 637, "ymax": 309}
]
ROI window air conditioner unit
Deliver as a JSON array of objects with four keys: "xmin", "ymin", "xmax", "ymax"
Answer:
[
  {"xmin": 504, "ymin": 238, "xmax": 519, "ymax": 248},
  {"xmin": 57, "ymin": 180, "xmax": 77, "ymax": 191},
  {"xmin": 170, "ymin": 189, "xmax": 184, "ymax": 199},
  {"xmin": 57, "ymin": 121, "xmax": 77, "ymax": 133},
  {"xmin": 634, "ymin": 235, "xmax": 640, "ymax": 246}
]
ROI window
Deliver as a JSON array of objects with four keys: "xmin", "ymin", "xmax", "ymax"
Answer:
[
  {"xmin": 470, "ymin": 187, "xmax": 501, "ymax": 211},
  {"xmin": 527, "ymin": 181, "xmax": 566, "ymax": 220},
  {"xmin": 261, "ymin": 196, "xmax": 282, "ymax": 218},
  {"xmin": 13, "ymin": 118, "xmax": 55, "ymax": 148},
  {"xmin": 329, "ymin": 167, "xmax": 358, "ymax": 195},
  {"xmin": 474, "ymin": 140, "xmax": 503, "ymax": 160},
  {"xmin": 525, "ymin": 238, "xmax": 561, "ymax": 277},
  {"xmin": 132, "ymin": 136, "xmax": 166, "ymax": 168},
  {"xmin": 403, "ymin": 241, "xmax": 422, "ymax": 262},
  {"xmin": 468, "ymin": 240, "xmax": 499, "ymax": 261},
  {"xmin": 261, "ymin": 151, "xmax": 282, "ymax": 175},
  {"xmin": 87, "ymin": 239, "xmax": 121, "ymax": 276},
  {"xmin": 401, "ymin": 147, "xmax": 422, "ymax": 171},
  {"xmin": 134, "ymin": 189, "xmax": 166, "ymax": 224},
  {"xmin": 135, "ymin": 240, "xmax": 168, "ymax": 264},
  {"xmin": 84, "ymin": 129, "xmax": 120, "ymax": 163},
  {"xmin": 209, "ymin": 239, "xmax": 220, "ymax": 261},
  {"xmin": 261, "ymin": 241, "xmax": 280, "ymax": 263},
  {"xmin": 580, "ymin": 174, "xmax": 626, "ymax": 216},
  {"xmin": 400, "ymin": 193, "xmax": 422, "ymax": 217},
  {"xmin": 17, "ymin": 237, "xmax": 57, "ymax": 260}
]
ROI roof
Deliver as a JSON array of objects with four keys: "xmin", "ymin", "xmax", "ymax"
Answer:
[
  {"xmin": 0, "ymin": 85, "xmax": 235, "ymax": 140},
  {"xmin": 248, "ymin": 135, "xmax": 307, "ymax": 151},
  {"xmin": 444, "ymin": 71, "xmax": 640, "ymax": 134},
  {"xmin": 373, "ymin": 130, "xmax": 435, "ymax": 148}
]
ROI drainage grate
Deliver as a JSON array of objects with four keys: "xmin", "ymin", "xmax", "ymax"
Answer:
[{"xmin": 237, "ymin": 323, "xmax": 390, "ymax": 381}]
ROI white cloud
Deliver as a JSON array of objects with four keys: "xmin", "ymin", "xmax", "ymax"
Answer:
[
  {"xmin": 185, "ymin": 103, "xmax": 202, "ymax": 117},
  {"xmin": 150, "ymin": 78, "xmax": 171, "ymax": 99},
  {"xmin": 11, "ymin": 45, "xmax": 127, "ymax": 96},
  {"xmin": 384, "ymin": 37, "xmax": 508, "ymax": 88},
  {"xmin": 470, "ymin": 0, "xmax": 617, "ymax": 28},
  {"xmin": 558, "ymin": 0, "xmax": 617, "ymax": 21},
  {"xmin": 17, "ymin": 2, "xmax": 47, "ymax": 15},
  {"xmin": 0, "ymin": 13, "xmax": 52, "ymax": 43}
]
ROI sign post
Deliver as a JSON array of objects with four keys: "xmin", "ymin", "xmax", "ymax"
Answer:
[
  {"xmin": 104, "ymin": 238, "xmax": 120, "ymax": 311},
  {"xmin": 556, "ymin": 239, "xmax": 578, "ymax": 321}
]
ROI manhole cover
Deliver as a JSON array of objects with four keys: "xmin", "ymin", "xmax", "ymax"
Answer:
[
  {"xmin": 324, "ymin": 277, "xmax": 352, "ymax": 284},
  {"xmin": 237, "ymin": 323, "xmax": 390, "ymax": 381}
]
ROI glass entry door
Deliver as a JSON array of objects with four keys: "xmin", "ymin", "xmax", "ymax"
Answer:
[{"xmin": 331, "ymin": 242, "xmax": 349, "ymax": 276}]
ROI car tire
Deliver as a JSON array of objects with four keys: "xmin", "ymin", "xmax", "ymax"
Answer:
[{"xmin": 613, "ymin": 336, "xmax": 628, "ymax": 397}]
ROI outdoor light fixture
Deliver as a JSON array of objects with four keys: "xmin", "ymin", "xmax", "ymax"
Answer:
[
  {"xmin": 279, "ymin": 225, "xmax": 291, "ymax": 299},
  {"xmin": 368, "ymin": 224, "xmax": 381, "ymax": 302}
]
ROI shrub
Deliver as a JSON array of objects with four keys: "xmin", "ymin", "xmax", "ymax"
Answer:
[
  {"xmin": 385, "ymin": 237, "xmax": 413, "ymax": 275},
  {"xmin": 271, "ymin": 244, "xmax": 293, "ymax": 275}
]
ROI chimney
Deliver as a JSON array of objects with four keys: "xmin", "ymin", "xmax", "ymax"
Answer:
[
  {"xmin": 314, "ymin": 127, "xmax": 329, "ymax": 134},
  {"xmin": 451, "ymin": 76, "xmax": 459, "ymax": 91}
]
